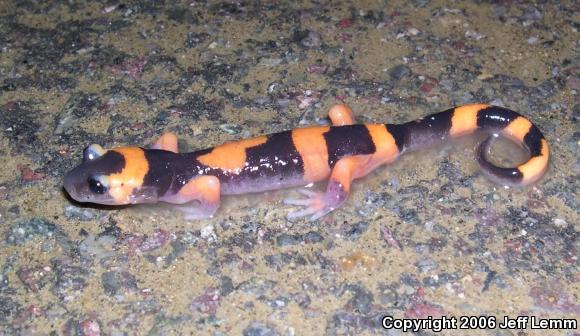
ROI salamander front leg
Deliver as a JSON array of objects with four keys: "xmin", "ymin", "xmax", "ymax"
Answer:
[
  {"xmin": 172, "ymin": 176, "xmax": 221, "ymax": 220},
  {"xmin": 285, "ymin": 156, "xmax": 364, "ymax": 221},
  {"xmin": 152, "ymin": 132, "xmax": 178, "ymax": 153}
]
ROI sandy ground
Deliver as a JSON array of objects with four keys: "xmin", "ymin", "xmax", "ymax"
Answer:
[{"xmin": 0, "ymin": 0, "xmax": 578, "ymax": 335}]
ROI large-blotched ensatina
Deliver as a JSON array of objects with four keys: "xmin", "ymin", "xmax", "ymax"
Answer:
[{"xmin": 64, "ymin": 104, "xmax": 549, "ymax": 220}]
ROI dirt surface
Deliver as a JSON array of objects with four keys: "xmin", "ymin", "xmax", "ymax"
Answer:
[{"xmin": 0, "ymin": 0, "xmax": 578, "ymax": 335}]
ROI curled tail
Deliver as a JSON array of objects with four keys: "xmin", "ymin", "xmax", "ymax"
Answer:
[{"xmin": 387, "ymin": 104, "xmax": 549, "ymax": 186}]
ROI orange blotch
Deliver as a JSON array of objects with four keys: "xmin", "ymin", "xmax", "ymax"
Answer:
[
  {"xmin": 366, "ymin": 124, "xmax": 399, "ymax": 164},
  {"xmin": 503, "ymin": 116, "xmax": 533, "ymax": 142},
  {"xmin": 197, "ymin": 136, "xmax": 268, "ymax": 171},
  {"xmin": 291, "ymin": 126, "xmax": 331, "ymax": 182},
  {"xmin": 518, "ymin": 139, "xmax": 549, "ymax": 184},
  {"xmin": 449, "ymin": 104, "xmax": 488, "ymax": 137},
  {"xmin": 178, "ymin": 175, "xmax": 221, "ymax": 203},
  {"xmin": 108, "ymin": 147, "xmax": 148, "ymax": 204}
]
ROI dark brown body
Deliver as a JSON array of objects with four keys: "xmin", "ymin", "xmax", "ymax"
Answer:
[{"xmin": 64, "ymin": 104, "xmax": 549, "ymax": 220}]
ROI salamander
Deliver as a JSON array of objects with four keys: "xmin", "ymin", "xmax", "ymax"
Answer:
[{"xmin": 64, "ymin": 103, "xmax": 549, "ymax": 220}]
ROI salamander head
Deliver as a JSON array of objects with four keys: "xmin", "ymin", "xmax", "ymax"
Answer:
[{"xmin": 64, "ymin": 144, "xmax": 157, "ymax": 205}]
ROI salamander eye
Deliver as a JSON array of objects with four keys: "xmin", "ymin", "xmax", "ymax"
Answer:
[
  {"xmin": 83, "ymin": 144, "xmax": 105, "ymax": 162},
  {"xmin": 88, "ymin": 176, "xmax": 107, "ymax": 194}
]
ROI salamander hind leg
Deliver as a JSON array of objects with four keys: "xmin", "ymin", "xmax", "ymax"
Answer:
[
  {"xmin": 171, "ymin": 176, "xmax": 221, "ymax": 220},
  {"xmin": 285, "ymin": 156, "xmax": 366, "ymax": 221},
  {"xmin": 152, "ymin": 132, "xmax": 178, "ymax": 153},
  {"xmin": 328, "ymin": 104, "xmax": 355, "ymax": 126}
]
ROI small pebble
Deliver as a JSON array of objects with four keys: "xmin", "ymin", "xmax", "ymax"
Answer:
[
  {"xmin": 553, "ymin": 218, "xmax": 567, "ymax": 227},
  {"xmin": 276, "ymin": 234, "xmax": 301, "ymax": 247},
  {"xmin": 388, "ymin": 65, "xmax": 411, "ymax": 80},
  {"xmin": 243, "ymin": 322, "xmax": 278, "ymax": 336},
  {"xmin": 527, "ymin": 36, "xmax": 539, "ymax": 44},
  {"xmin": 64, "ymin": 205, "xmax": 98, "ymax": 221}
]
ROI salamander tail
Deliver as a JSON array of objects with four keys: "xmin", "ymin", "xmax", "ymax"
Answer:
[
  {"xmin": 475, "ymin": 106, "xmax": 549, "ymax": 186},
  {"xmin": 397, "ymin": 104, "xmax": 549, "ymax": 186}
]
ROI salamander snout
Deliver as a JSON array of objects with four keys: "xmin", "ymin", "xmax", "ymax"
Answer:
[
  {"xmin": 64, "ymin": 164, "xmax": 120, "ymax": 204},
  {"xmin": 63, "ymin": 144, "xmax": 121, "ymax": 205},
  {"xmin": 63, "ymin": 168, "xmax": 79, "ymax": 200}
]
